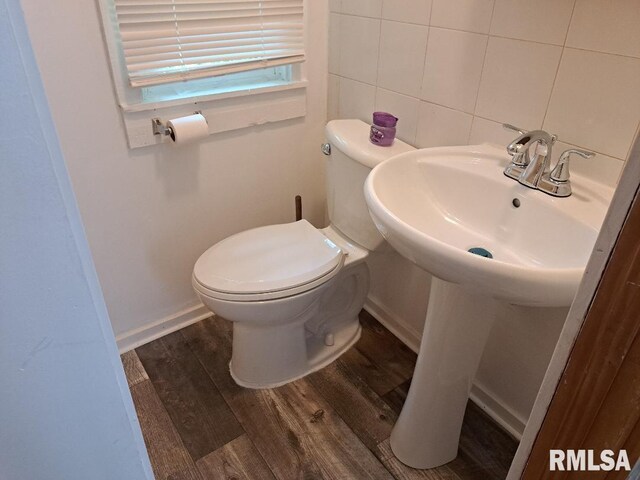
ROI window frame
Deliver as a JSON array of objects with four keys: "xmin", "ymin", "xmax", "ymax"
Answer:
[{"xmin": 97, "ymin": 0, "xmax": 308, "ymax": 148}]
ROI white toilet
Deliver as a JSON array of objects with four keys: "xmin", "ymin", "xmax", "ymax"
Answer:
[{"xmin": 192, "ymin": 119, "xmax": 414, "ymax": 388}]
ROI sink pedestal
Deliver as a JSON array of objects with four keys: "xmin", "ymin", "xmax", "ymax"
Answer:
[{"xmin": 390, "ymin": 278, "xmax": 498, "ymax": 469}]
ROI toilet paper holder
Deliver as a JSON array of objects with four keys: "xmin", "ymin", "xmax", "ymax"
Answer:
[{"xmin": 152, "ymin": 111, "xmax": 203, "ymax": 137}]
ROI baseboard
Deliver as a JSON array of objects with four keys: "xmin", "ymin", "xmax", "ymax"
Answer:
[
  {"xmin": 364, "ymin": 295, "xmax": 526, "ymax": 440},
  {"xmin": 470, "ymin": 382, "xmax": 526, "ymax": 440},
  {"xmin": 116, "ymin": 303, "xmax": 211, "ymax": 353},
  {"xmin": 364, "ymin": 296, "xmax": 422, "ymax": 353}
]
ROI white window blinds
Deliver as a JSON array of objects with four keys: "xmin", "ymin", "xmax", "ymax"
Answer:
[{"xmin": 113, "ymin": 0, "xmax": 304, "ymax": 87}]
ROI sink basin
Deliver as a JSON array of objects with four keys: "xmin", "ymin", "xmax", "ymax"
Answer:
[
  {"xmin": 365, "ymin": 144, "xmax": 612, "ymax": 306},
  {"xmin": 363, "ymin": 144, "xmax": 613, "ymax": 469}
]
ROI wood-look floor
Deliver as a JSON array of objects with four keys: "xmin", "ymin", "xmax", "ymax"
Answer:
[{"xmin": 122, "ymin": 311, "xmax": 518, "ymax": 480}]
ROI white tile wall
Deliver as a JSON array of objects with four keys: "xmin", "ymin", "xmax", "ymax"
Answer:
[
  {"xmin": 468, "ymin": 116, "xmax": 517, "ymax": 147},
  {"xmin": 338, "ymin": 77, "xmax": 376, "ymax": 123},
  {"xmin": 337, "ymin": 15, "xmax": 381, "ymax": 84},
  {"xmin": 566, "ymin": 0, "xmax": 640, "ymax": 58},
  {"xmin": 475, "ymin": 37, "xmax": 562, "ymax": 129},
  {"xmin": 329, "ymin": 0, "xmax": 640, "ymax": 186},
  {"xmin": 328, "ymin": 74, "xmax": 340, "ymax": 120},
  {"xmin": 544, "ymin": 48, "xmax": 640, "ymax": 159},
  {"xmin": 416, "ymin": 102, "xmax": 473, "ymax": 148},
  {"xmin": 421, "ymin": 28, "xmax": 488, "ymax": 113},
  {"xmin": 378, "ymin": 21, "xmax": 429, "ymax": 97},
  {"xmin": 489, "ymin": 0, "xmax": 575, "ymax": 46},
  {"xmin": 375, "ymin": 88, "xmax": 420, "ymax": 143},
  {"xmin": 430, "ymin": 0, "xmax": 494, "ymax": 34},
  {"xmin": 550, "ymin": 140, "xmax": 623, "ymax": 188},
  {"xmin": 329, "ymin": 14, "xmax": 341, "ymax": 74},
  {"xmin": 340, "ymin": 0, "xmax": 382, "ymax": 18},
  {"xmin": 382, "ymin": 0, "xmax": 431, "ymax": 25}
]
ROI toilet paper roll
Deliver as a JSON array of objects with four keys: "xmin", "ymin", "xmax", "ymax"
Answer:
[{"xmin": 167, "ymin": 113, "xmax": 209, "ymax": 145}]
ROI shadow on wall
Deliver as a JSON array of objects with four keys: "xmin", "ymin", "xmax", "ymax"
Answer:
[{"xmin": 156, "ymin": 143, "xmax": 202, "ymax": 198}]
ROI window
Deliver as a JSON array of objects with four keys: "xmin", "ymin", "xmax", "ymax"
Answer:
[
  {"xmin": 98, "ymin": 0, "xmax": 307, "ymax": 147},
  {"xmin": 113, "ymin": 0, "xmax": 304, "ymax": 88},
  {"xmin": 140, "ymin": 65, "xmax": 293, "ymax": 103}
]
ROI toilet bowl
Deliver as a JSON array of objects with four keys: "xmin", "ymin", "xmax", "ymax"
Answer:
[
  {"xmin": 193, "ymin": 221, "xmax": 370, "ymax": 388},
  {"xmin": 192, "ymin": 119, "xmax": 415, "ymax": 388}
]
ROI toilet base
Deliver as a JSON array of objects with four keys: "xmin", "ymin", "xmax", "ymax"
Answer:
[
  {"xmin": 197, "ymin": 246, "xmax": 371, "ymax": 390},
  {"xmin": 229, "ymin": 320, "xmax": 361, "ymax": 389}
]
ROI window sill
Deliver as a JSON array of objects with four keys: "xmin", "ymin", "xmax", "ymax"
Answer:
[
  {"xmin": 120, "ymin": 81, "xmax": 308, "ymax": 149},
  {"xmin": 120, "ymin": 79, "xmax": 308, "ymax": 113}
]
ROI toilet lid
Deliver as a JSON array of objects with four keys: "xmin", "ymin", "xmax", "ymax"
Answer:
[{"xmin": 193, "ymin": 220, "xmax": 344, "ymax": 295}]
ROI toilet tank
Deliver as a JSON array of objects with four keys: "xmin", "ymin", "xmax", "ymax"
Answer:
[{"xmin": 325, "ymin": 119, "xmax": 414, "ymax": 250}]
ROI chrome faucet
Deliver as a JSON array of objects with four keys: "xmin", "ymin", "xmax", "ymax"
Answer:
[
  {"xmin": 516, "ymin": 129, "xmax": 557, "ymax": 188},
  {"xmin": 502, "ymin": 124, "xmax": 594, "ymax": 197},
  {"xmin": 503, "ymin": 124, "xmax": 557, "ymax": 184}
]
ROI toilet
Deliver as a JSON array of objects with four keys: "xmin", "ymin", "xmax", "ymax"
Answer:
[{"xmin": 192, "ymin": 119, "xmax": 414, "ymax": 388}]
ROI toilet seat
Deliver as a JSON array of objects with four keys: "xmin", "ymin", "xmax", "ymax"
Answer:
[{"xmin": 193, "ymin": 220, "xmax": 345, "ymax": 302}]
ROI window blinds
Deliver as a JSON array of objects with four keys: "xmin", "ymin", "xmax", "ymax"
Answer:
[{"xmin": 114, "ymin": 0, "xmax": 304, "ymax": 87}]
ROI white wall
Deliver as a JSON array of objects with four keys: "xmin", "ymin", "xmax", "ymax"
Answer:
[
  {"xmin": 330, "ymin": 0, "xmax": 640, "ymax": 433},
  {"xmin": 0, "ymin": 1, "xmax": 152, "ymax": 478},
  {"xmin": 20, "ymin": 0, "xmax": 329, "ymax": 347}
]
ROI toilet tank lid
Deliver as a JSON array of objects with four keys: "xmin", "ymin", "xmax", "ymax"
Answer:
[{"xmin": 326, "ymin": 119, "xmax": 415, "ymax": 169}]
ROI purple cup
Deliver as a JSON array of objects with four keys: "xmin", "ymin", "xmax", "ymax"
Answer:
[
  {"xmin": 373, "ymin": 112, "xmax": 398, "ymax": 128},
  {"xmin": 370, "ymin": 112, "xmax": 398, "ymax": 146}
]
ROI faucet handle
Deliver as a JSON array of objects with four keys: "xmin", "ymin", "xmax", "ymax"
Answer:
[
  {"xmin": 550, "ymin": 148, "xmax": 595, "ymax": 182},
  {"xmin": 503, "ymin": 123, "xmax": 527, "ymax": 135}
]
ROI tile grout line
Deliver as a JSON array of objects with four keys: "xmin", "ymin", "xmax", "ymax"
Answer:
[
  {"xmin": 540, "ymin": 0, "xmax": 578, "ymax": 131},
  {"xmin": 468, "ymin": 0, "xmax": 498, "ymax": 144},
  {"xmin": 412, "ymin": 0, "xmax": 436, "ymax": 145},
  {"xmin": 333, "ymin": 12, "xmax": 640, "ymax": 64},
  {"xmin": 372, "ymin": 3, "xmax": 383, "ymax": 110},
  {"xmin": 335, "ymin": 10, "xmax": 640, "ymax": 60},
  {"xmin": 331, "ymin": 73, "xmax": 628, "ymax": 162},
  {"xmin": 470, "ymin": 116, "xmax": 627, "ymax": 161},
  {"xmin": 333, "ymin": 12, "xmax": 342, "ymax": 118},
  {"xmin": 338, "ymin": 74, "xmax": 474, "ymax": 117},
  {"xmin": 333, "ymin": 8, "xmax": 640, "ymax": 134},
  {"xmin": 560, "ymin": 44, "xmax": 640, "ymax": 62}
]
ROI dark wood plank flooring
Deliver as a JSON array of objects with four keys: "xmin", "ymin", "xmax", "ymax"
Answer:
[{"xmin": 123, "ymin": 310, "xmax": 518, "ymax": 480}]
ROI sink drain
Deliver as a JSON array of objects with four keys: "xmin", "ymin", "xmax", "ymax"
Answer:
[{"xmin": 468, "ymin": 247, "xmax": 493, "ymax": 259}]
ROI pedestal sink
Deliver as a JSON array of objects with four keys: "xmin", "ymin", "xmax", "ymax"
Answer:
[{"xmin": 364, "ymin": 144, "xmax": 613, "ymax": 469}]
